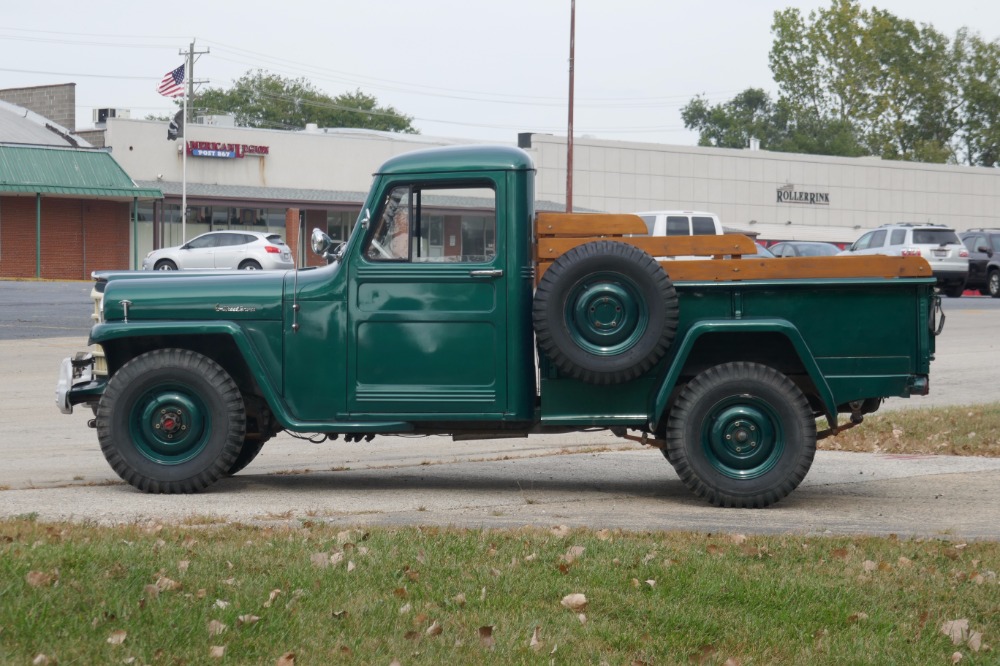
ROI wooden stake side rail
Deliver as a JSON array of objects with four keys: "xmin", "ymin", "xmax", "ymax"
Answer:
[{"xmin": 534, "ymin": 212, "xmax": 932, "ymax": 285}]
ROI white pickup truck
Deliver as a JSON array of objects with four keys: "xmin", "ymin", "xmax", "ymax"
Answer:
[{"xmin": 633, "ymin": 211, "xmax": 724, "ymax": 237}]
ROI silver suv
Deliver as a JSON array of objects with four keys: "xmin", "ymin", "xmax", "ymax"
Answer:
[{"xmin": 840, "ymin": 223, "xmax": 969, "ymax": 297}]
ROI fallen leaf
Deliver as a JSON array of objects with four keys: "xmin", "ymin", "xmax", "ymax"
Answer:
[
  {"xmin": 480, "ymin": 586, "xmax": 486, "ymax": 601},
  {"xmin": 404, "ymin": 630, "xmax": 420, "ymax": 640},
  {"xmin": 645, "ymin": 580, "xmax": 656, "ymax": 588},
  {"xmin": 264, "ymin": 589, "xmax": 282, "ymax": 607},
  {"xmin": 31, "ymin": 654, "xmax": 51, "ymax": 665},
  {"xmin": 276, "ymin": 652, "xmax": 295, "ymax": 666},
  {"xmin": 155, "ymin": 575, "xmax": 181, "ymax": 592},
  {"xmin": 551, "ymin": 525, "xmax": 570, "ymax": 537},
  {"xmin": 330, "ymin": 552, "xmax": 345, "ymax": 567},
  {"xmin": 724, "ymin": 659, "xmax": 742, "ymax": 666},
  {"xmin": 181, "ymin": 536, "xmax": 198, "ymax": 548},
  {"xmin": 347, "ymin": 561, "xmax": 356, "ymax": 573},
  {"xmin": 730, "ymin": 534, "xmax": 747, "ymax": 544},
  {"xmin": 578, "ymin": 613, "xmax": 587, "ymax": 624},
  {"xmin": 208, "ymin": 620, "xmax": 227, "ymax": 636},
  {"xmin": 26, "ymin": 571, "xmax": 54, "ymax": 588},
  {"xmin": 941, "ymin": 619, "xmax": 970, "ymax": 645},
  {"xmin": 209, "ymin": 645, "xmax": 226, "ymax": 659},
  {"xmin": 897, "ymin": 556, "xmax": 913, "ymax": 567},
  {"xmin": 214, "ymin": 599, "xmax": 230, "ymax": 609},
  {"xmin": 479, "ymin": 625, "xmax": 495, "ymax": 649},
  {"xmin": 393, "ymin": 587, "xmax": 408, "ymax": 598},
  {"xmin": 862, "ymin": 560, "xmax": 877, "ymax": 573},
  {"xmin": 943, "ymin": 548, "xmax": 960, "ymax": 561},
  {"xmin": 178, "ymin": 560, "xmax": 190, "ymax": 573},
  {"xmin": 706, "ymin": 544, "xmax": 722, "ymax": 556},
  {"xmin": 337, "ymin": 530, "xmax": 353, "ymax": 544},
  {"xmin": 310, "ymin": 552, "xmax": 329, "ymax": 568},
  {"xmin": 237, "ymin": 614, "xmax": 260, "ymax": 626},
  {"xmin": 969, "ymin": 631, "xmax": 983, "ymax": 652},
  {"xmin": 143, "ymin": 583, "xmax": 159, "ymax": 599},
  {"xmin": 561, "ymin": 593, "xmax": 587, "ymax": 612},
  {"xmin": 847, "ymin": 612, "xmax": 869, "ymax": 624},
  {"xmin": 831, "ymin": 548, "xmax": 850, "ymax": 561},
  {"xmin": 530, "ymin": 625, "xmax": 542, "ymax": 650},
  {"xmin": 399, "ymin": 603, "xmax": 412, "ymax": 615},
  {"xmin": 332, "ymin": 610, "xmax": 347, "ymax": 620},
  {"xmin": 453, "ymin": 593, "xmax": 466, "ymax": 606},
  {"xmin": 952, "ymin": 652, "xmax": 963, "ymax": 664},
  {"xmin": 426, "ymin": 620, "xmax": 443, "ymax": 636},
  {"xmin": 562, "ymin": 545, "xmax": 586, "ymax": 563},
  {"xmin": 596, "ymin": 529, "xmax": 612, "ymax": 541},
  {"xmin": 107, "ymin": 629, "xmax": 127, "ymax": 645},
  {"xmin": 692, "ymin": 644, "xmax": 717, "ymax": 664}
]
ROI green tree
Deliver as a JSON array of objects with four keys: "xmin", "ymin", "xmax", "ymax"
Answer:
[
  {"xmin": 769, "ymin": 0, "xmax": 958, "ymax": 162},
  {"xmin": 954, "ymin": 29, "xmax": 1000, "ymax": 166},
  {"xmin": 193, "ymin": 70, "xmax": 417, "ymax": 133},
  {"xmin": 681, "ymin": 88, "xmax": 865, "ymax": 157}
]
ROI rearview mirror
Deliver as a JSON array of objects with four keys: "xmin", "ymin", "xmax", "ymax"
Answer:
[{"xmin": 311, "ymin": 227, "xmax": 332, "ymax": 256}]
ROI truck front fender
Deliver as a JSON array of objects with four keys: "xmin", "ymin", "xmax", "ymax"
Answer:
[{"xmin": 652, "ymin": 319, "xmax": 838, "ymax": 430}]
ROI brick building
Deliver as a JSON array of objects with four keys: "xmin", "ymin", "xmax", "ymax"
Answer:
[{"xmin": 0, "ymin": 97, "xmax": 161, "ymax": 280}]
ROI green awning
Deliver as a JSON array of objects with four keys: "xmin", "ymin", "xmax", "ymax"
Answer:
[{"xmin": 0, "ymin": 144, "xmax": 162, "ymax": 199}]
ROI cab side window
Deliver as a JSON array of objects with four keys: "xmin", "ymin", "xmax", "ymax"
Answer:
[{"xmin": 365, "ymin": 183, "xmax": 497, "ymax": 263}]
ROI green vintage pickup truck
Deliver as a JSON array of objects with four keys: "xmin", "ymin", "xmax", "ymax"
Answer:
[{"xmin": 56, "ymin": 145, "xmax": 942, "ymax": 507}]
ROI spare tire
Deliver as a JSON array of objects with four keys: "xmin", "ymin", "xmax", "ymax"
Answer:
[{"xmin": 533, "ymin": 240, "xmax": 679, "ymax": 384}]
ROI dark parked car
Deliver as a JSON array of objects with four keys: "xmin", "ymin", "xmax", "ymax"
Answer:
[
  {"xmin": 960, "ymin": 229, "xmax": 1000, "ymax": 298},
  {"xmin": 769, "ymin": 241, "xmax": 841, "ymax": 258}
]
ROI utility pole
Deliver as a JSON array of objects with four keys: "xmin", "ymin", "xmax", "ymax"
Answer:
[
  {"xmin": 566, "ymin": 0, "xmax": 575, "ymax": 213},
  {"xmin": 179, "ymin": 39, "xmax": 210, "ymax": 122}
]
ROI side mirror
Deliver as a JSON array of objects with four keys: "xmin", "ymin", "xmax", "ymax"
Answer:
[
  {"xmin": 977, "ymin": 244, "xmax": 992, "ymax": 256},
  {"xmin": 310, "ymin": 228, "xmax": 343, "ymax": 264}
]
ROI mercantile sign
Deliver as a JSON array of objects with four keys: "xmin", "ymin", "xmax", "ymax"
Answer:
[
  {"xmin": 776, "ymin": 183, "xmax": 830, "ymax": 205},
  {"xmin": 186, "ymin": 141, "xmax": 270, "ymax": 159}
]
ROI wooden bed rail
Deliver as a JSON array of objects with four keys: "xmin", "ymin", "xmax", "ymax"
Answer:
[{"xmin": 534, "ymin": 212, "xmax": 932, "ymax": 284}]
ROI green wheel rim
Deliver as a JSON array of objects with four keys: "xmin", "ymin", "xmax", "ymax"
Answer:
[
  {"xmin": 701, "ymin": 396, "xmax": 784, "ymax": 480},
  {"xmin": 129, "ymin": 385, "xmax": 211, "ymax": 465},
  {"xmin": 565, "ymin": 272, "xmax": 649, "ymax": 355}
]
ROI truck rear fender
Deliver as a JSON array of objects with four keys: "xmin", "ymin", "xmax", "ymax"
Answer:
[{"xmin": 652, "ymin": 320, "xmax": 838, "ymax": 430}]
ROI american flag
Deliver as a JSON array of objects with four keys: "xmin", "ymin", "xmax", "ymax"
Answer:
[{"xmin": 157, "ymin": 64, "xmax": 186, "ymax": 98}]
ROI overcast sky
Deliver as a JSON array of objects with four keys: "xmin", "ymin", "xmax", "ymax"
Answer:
[{"xmin": 2, "ymin": 0, "xmax": 998, "ymax": 146}]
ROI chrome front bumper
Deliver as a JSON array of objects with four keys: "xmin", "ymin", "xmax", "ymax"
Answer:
[{"xmin": 55, "ymin": 353, "xmax": 96, "ymax": 415}]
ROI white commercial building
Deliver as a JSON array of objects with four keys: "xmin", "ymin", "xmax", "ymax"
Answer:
[{"xmin": 101, "ymin": 118, "xmax": 1000, "ymax": 265}]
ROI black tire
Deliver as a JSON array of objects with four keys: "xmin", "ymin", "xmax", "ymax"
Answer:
[
  {"xmin": 154, "ymin": 260, "xmax": 177, "ymax": 271},
  {"xmin": 225, "ymin": 434, "xmax": 270, "ymax": 476},
  {"xmin": 942, "ymin": 284, "xmax": 965, "ymax": 298},
  {"xmin": 664, "ymin": 362, "xmax": 816, "ymax": 508},
  {"xmin": 533, "ymin": 240, "xmax": 679, "ymax": 384},
  {"xmin": 989, "ymin": 270, "xmax": 1000, "ymax": 298},
  {"xmin": 96, "ymin": 349, "xmax": 246, "ymax": 493},
  {"xmin": 239, "ymin": 260, "xmax": 262, "ymax": 271}
]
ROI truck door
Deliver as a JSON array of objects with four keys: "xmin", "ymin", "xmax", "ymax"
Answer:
[{"xmin": 347, "ymin": 178, "xmax": 507, "ymax": 417}]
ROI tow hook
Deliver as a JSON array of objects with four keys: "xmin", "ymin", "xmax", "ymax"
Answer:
[{"xmin": 88, "ymin": 419, "xmax": 97, "ymax": 429}]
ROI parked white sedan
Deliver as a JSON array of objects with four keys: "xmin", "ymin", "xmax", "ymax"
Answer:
[{"xmin": 142, "ymin": 231, "xmax": 295, "ymax": 271}]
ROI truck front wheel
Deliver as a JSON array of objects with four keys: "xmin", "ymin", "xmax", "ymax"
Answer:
[
  {"xmin": 664, "ymin": 362, "xmax": 816, "ymax": 508},
  {"xmin": 96, "ymin": 349, "xmax": 246, "ymax": 493}
]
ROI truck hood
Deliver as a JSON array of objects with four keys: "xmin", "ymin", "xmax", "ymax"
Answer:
[{"xmin": 100, "ymin": 270, "xmax": 286, "ymax": 322}]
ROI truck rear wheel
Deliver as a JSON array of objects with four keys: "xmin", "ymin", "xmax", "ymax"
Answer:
[
  {"xmin": 664, "ymin": 362, "xmax": 816, "ymax": 507},
  {"xmin": 226, "ymin": 434, "xmax": 270, "ymax": 476},
  {"xmin": 96, "ymin": 349, "xmax": 246, "ymax": 493},
  {"xmin": 533, "ymin": 240, "xmax": 679, "ymax": 384}
]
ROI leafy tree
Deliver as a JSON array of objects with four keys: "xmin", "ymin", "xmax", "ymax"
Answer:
[
  {"xmin": 684, "ymin": 0, "xmax": 1000, "ymax": 165},
  {"xmin": 193, "ymin": 70, "xmax": 417, "ymax": 134},
  {"xmin": 769, "ymin": 0, "xmax": 957, "ymax": 162},
  {"xmin": 954, "ymin": 29, "xmax": 1000, "ymax": 166},
  {"xmin": 681, "ymin": 88, "xmax": 865, "ymax": 157}
]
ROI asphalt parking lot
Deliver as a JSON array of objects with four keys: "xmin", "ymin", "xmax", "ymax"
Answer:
[{"xmin": 1, "ymin": 280, "xmax": 998, "ymax": 537}]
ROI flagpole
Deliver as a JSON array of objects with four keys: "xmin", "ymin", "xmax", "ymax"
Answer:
[{"xmin": 181, "ymin": 86, "xmax": 188, "ymax": 243}]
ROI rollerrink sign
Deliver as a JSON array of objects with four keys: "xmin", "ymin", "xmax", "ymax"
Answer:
[
  {"xmin": 776, "ymin": 183, "xmax": 829, "ymax": 205},
  {"xmin": 187, "ymin": 141, "xmax": 270, "ymax": 159}
]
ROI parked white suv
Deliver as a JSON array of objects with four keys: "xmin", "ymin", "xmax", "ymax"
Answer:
[
  {"xmin": 840, "ymin": 223, "xmax": 969, "ymax": 297},
  {"xmin": 142, "ymin": 231, "xmax": 295, "ymax": 271}
]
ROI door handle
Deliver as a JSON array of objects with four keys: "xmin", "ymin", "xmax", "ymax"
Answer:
[{"xmin": 469, "ymin": 269, "xmax": 504, "ymax": 278}]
